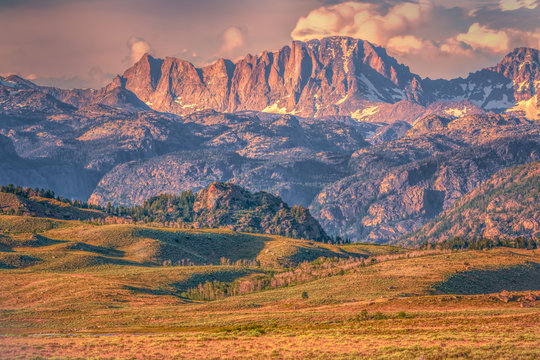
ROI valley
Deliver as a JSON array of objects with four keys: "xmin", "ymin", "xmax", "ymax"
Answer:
[{"xmin": 0, "ymin": 213, "xmax": 539, "ymax": 359}]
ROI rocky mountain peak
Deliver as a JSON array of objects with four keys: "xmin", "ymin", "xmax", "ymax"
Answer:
[
  {"xmin": 110, "ymin": 36, "xmax": 424, "ymax": 117},
  {"xmin": 122, "ymin": 53, "xmax": 163, "ymax": 101},
  {"xmin": 194, "ymin": 182, "xmax": 252, "ymax": 212},
  {"xmin": 490, "ymin": 47, "xmax": 540, "ymax": 101},
  {"xmin": 497, "ymin": 47, "xmax": 539, "ymax": 69}
]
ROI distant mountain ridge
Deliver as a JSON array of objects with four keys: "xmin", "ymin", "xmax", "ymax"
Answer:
[
  {"xmin": 1, "ymin": 37, "xmax": 538, "ymax": 121},
  {"xmin": 102, "ymin": 39, "xmax": 540, "ymax": 121}
]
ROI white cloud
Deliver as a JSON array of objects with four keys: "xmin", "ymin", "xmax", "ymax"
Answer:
[
  {"xmin": 456, "ymin": 23, "xmax": 510, "ymax": 53},
  {"xmin": 291, "ymin": 1, "xmax": 432, "ymax": 46},
  {"xmin": 127, "ymin": 37, "xmax": 152, "ymax": 64},
  {"xmin": 220, "ymin": 26, "xmax": 245, "ymax": 55},
  {"xmin": 387, "ymin": 35, "xmax": 432, "ymax": 55},
  {"xmin": 499, "ymin": 0, "xmax": 538, "ymax": 11}
]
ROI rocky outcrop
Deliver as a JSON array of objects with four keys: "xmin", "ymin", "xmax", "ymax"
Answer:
[
  {"xmin": 191, "ymin": 183, "xmax": 330, "ymax": 242},
  {"xmin": 489, "ymin": 47, "xmax": 540, "ymax": 102}
]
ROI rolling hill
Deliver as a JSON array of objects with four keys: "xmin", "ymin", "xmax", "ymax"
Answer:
[
  {"xmin": 0, "ymin": 210, "xmax": 539, "ymax": 359},
  {"xmin": 0, "ymin": 213, "xmax": 379, "ymax": 271}
]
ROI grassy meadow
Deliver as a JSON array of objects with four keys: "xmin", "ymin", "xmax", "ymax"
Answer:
[{"xmin": 0, "ymin": 214, "xmax": 539, "ymax": 359}]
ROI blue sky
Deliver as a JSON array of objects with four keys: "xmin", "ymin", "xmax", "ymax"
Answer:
[{"xmin": 1, "ymin": 0, "xmax": 538, "ymax": 88}]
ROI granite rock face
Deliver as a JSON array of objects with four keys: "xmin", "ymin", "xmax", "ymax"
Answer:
[
  {"xmin": 310, "ymin": 115, "xmax": 540, "ymax": 243},
  {"xmin": 403, "ymin": 161, "xmax": 540, "ymax": 245},
  {"xmin": 117, "ymin": 37, "xmax": 420, "ymax": 118}
]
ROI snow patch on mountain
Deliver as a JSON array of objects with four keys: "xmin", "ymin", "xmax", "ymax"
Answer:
[
  {"xmin": 263, "ymin": 103, "xmax": 295, "ymax": 115},
  {"xmin": 507, "ymin": 94, "xmax": 540, "ymax": 120},
  {"xmin": 484, "ymin": 95, "xmax": 514, "ymax": 110},
  {"xmin": 336, "ymin": 94, "xmax": 349, "ymax": 105},
  {"xmin": 351, "ymin": 105, "xmax": 379, "ymax": 121}
]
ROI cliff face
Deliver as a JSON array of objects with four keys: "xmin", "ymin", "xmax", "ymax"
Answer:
[
  {"xmin": 117, "ymin": 37, "xmax": 421, "ymax": 118},
  {"xmin": 403, "ymin": 161, "xmax": 540, "ymax": 245},
  {"xmin": 489, "ymin": 48, "xmax": 540, "ymax": 102}
]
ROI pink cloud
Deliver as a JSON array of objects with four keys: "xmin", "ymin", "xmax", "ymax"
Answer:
[
  {"xmin": 220, "ymin": 26, "xmax": 245, "ymax": 55},
  {"xmin": 127, "ymin": 37, "xmax": 152, "ymax": 64},
  {"xmin": 291, "ymin": 1, "xmax": 432, "ymax": 46},
  {"xmin": 456, "ymin": 23, "xmax": 510, "ymax": 53},
  {"xmin": 499, "ymin": 0, "xmax": 538, "ymax": 11}
]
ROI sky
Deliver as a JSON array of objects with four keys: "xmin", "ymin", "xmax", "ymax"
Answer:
[{"xmin": 0, "ymin": 0, "xmax": 538, "ymax": 89}]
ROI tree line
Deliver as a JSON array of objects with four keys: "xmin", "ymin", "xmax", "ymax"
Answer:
[
  {"xmin": 0, "ymin": 184, "xmax": 102, "ymax": 210},
  {"xmin": 420, "ymin": 236, "xmax": 538, "ymax": 251}
]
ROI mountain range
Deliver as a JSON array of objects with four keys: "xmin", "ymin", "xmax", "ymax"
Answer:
[
  {"xmin": 0, "ymin": 36, "xmax": 538, "ymax": 243},
  {"xmin": 3, "ymin": 37, "xmax": 539, "ymax": 121}
]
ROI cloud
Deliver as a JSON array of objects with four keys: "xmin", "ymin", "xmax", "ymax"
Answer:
[
  {"xmin": 456, "ymin": 23, "xmax": 509, "ymax": 53},
  {"xmin": 127, "ymin": 37, "xmax": 152, "ymax": 64},
  {"xmin": 499, "ymin": 0, "xmax": 538, "ymax": 11},
  {"xmin": 387, "ymin": 35, "xmax": 432, "ymax": 55},
  {"xmin": 439, "ymin": 38, "xmax": 474, "ymax": 56},
  {"xmin": 290, "ymin": 1, "xmax": 432, "ymax": 46},
  {"xmin": 220, "ymin": 26, "xmax": 245, "ymax": 55},
  {"xmin": 507, "ymin": 28, "xmax": 540, "ymax": 49}
]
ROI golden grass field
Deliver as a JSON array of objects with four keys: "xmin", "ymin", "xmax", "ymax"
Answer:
[{"xmin": 0, "ymin": 215, "xmax": 539, "ymax": 359}]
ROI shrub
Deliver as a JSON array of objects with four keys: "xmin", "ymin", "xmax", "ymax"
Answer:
[
  {"xmin": 358, "ymin": 309, "xmax": 369, "ymax": 321},
  {"xmin": 373, "ymin": 312, "xmax": 386, "ymax": 320},
  {"xmin": 396, "ymin": 311, "xmax": 407, "ymax": 319}
]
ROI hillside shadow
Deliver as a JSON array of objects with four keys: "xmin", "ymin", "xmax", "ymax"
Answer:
[
  {"xmin": 0, "ymin": 254, "xmax": 42, "ymax": 269},
  {"xmin": 24, "ymin": 234, "xmax": 67, "ymax": 247},
  {"xmin": 434, "ymin": 262, "xmax": 540, "ymax": 295},
  {"xmin": 0, "ymin": 234, "xmax": 11, "ymax": 251},
  {"xmin": 169, "ymin": 268, "xmax": 257, "ymax": 293},
  {"xmin": 123, "ymin": 285, "xmax": 190, "ymax": 300},
  {"xmin": 59, "ymin": 241, "xmax": 125, "ymax": 257},
  {"xmin": 0, "ymin": 234, "xmax": 66, "ymax": 251}
]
